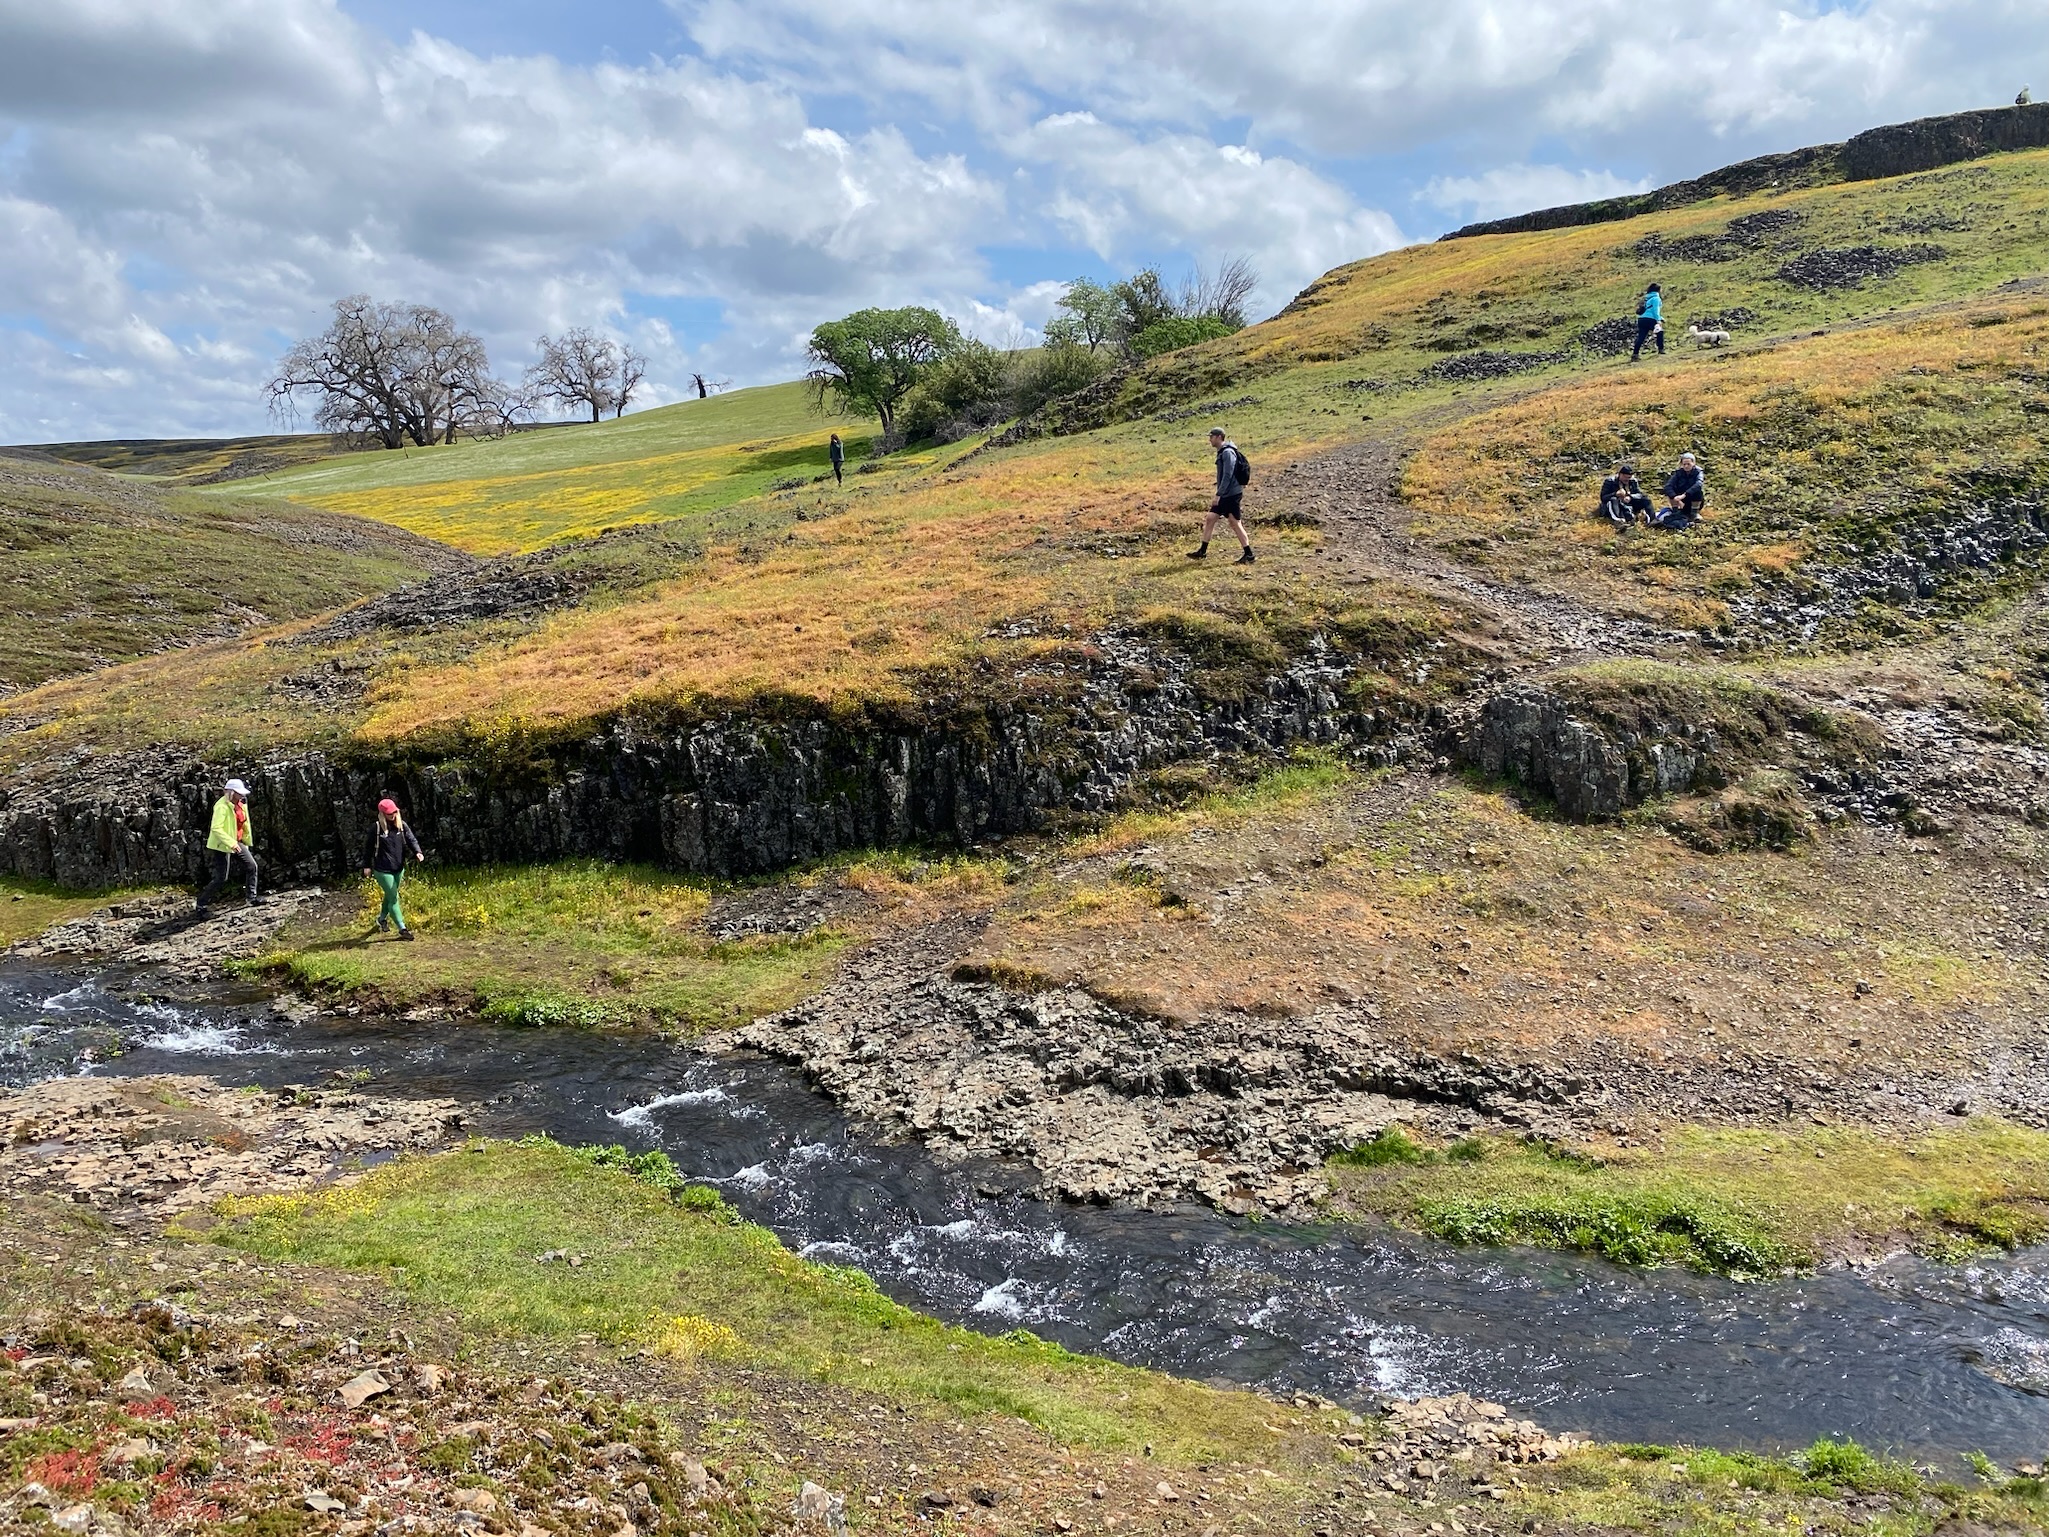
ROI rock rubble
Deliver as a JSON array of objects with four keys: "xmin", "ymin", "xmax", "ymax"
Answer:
[{"xmin": 727, "ymin": 927, "xmax": 1586, "ymax": 1215}]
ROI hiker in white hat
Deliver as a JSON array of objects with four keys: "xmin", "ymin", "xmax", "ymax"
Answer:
[{"xmin": 196, "ymin": 777, "xmax": 263, "ymax": 916}]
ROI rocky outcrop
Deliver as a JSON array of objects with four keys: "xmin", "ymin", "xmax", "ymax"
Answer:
[
  {"xmin": 0, "ymin": 633, "xmax": 1383, "ymax": 889},
  {"xmin": 1442, "ymin": 103, "xmax": 2049, "ymax": 241},
  {"xmin": 1728, "ymin": 486, "xmax": 2049, "ymax": 645},
  {"xmin": 1461, "ymin": 687, "xmax": 1714, "ymax": 820},
  {"xmin": 726, "ymin": 927, "xmax": 1588, "ymax": 1215},
  {"xmin": 1842, "ymin": 102, "xmax": 2049, "ymax": 180}
]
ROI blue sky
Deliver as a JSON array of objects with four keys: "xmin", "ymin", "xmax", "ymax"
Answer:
[{"xmin": 0, "ymin": 0, "xmax": 2041, "ymax": 440}]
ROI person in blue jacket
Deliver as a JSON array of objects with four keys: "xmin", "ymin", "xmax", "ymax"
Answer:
[{"xmin": 1631, "ymin": 283, "xmax": 1664, "ymax": 361}]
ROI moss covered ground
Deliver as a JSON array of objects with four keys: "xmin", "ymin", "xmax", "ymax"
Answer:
[
  {"xmin": 1328, "ymin": 1121, "xmax": 2049, "ymax": 1275},
  {"xmin": 250, "ymin": 854, "xmax": 1002, "ymax": 1033}
]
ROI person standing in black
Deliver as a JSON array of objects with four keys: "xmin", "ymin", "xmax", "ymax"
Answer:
[
  {"xmin": 1189, "ymin": 427, "xmax": 1254, "ymax": 564},
  {"xmin": 828, "ymin": 433, "xmax": 845, "ymax": 485}
]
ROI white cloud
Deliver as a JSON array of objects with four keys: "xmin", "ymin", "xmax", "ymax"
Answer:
[
  {"xmin": 1423, "ymin": 166, "xmax": 1653, "ymax": 224},
  {"xmin": 0, "ymin": 0, "xmax": 2042, "ymax": 439},
  {"xmin": 684, "ymin": 0, "xmax": 2045, "ymax": 164}
]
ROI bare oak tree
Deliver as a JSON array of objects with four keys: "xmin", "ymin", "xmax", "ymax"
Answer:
[
  {"xmin": 267, "ymin": 296, "xmax": 507, "ymax": 448},
  {"xmin": 527, "ymin": 328, "xmax": 647, "ymax": 422}
]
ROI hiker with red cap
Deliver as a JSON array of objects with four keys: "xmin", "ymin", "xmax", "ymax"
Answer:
[{"xmin": 362, "ymin": 797, "xmax": 426, "ymax": 940}]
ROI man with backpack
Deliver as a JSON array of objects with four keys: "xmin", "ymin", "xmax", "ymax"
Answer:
[{"xmin": 1189, "ymin": 427, "xmax": 1254, "ymax": 564}]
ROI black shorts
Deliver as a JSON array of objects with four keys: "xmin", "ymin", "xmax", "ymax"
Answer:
[{"xmin": 1216, "ymin": 494, "xmax": 1245, "ymax": 520}]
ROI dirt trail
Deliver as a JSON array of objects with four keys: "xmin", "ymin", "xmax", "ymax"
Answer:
[{"xmin": 1262, "ymin": 431, "xmax": 1681, "ymax": 664}]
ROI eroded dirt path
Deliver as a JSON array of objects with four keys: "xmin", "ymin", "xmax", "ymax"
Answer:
[{"xmin": 1263, "ymin": 431, "xmax": 1681, "ymax": 664}]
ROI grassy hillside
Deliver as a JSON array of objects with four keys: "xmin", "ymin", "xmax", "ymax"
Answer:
[
  {"xmin": 0, "ymin": 454, "xmax": 456, "ymax": 693},
  {"xmin": 240, "ymin": 382, "xmax": 880, "ymax": 554},
  {"xmin": 24, "ymin": 431, "xmax": 347, "ymax": 483},
  {"xmin": 6, "ymin": 146, "xmax": 2048, "ymax": 764}
]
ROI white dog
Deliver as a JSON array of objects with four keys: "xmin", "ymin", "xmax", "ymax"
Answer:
[{"xmin": 1688, "ymin": 323, "xmax": 1731, "ymax": 348}]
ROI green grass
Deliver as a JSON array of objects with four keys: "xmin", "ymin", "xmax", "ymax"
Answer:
[
  {"xmin": 1329, "ymin": 1122, "xmax": 2049, "ymax": 1275},
  {"xmin": 255, "ymin": 861, "xmax": 847, "ymax": 1033},
  {"xmin": 201, "ymin": 1139, "xmax": 1292, "ymax": 1461},
  {"xmin": 234, "ymin": 382, "xmax": 885, "ymax": 554},
  {"xmin": 0, "ymin": 456, "xmax": 446, "ymax": 691},
  {"xmin": 1520, "ymin": 1436, "xmax": 2049, "ymax": 1537}
]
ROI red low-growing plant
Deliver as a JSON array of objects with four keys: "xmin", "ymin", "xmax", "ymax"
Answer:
[{"xmin": 28, "ymin": 1448, "xmax": 100, "ymax": 1496}]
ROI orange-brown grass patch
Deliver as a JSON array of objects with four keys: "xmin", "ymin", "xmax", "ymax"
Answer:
[
  {"xmin": 356, "ymin": 432, "xmax": 1333, "ymax": 739},
  {"xmin": 967, "ymin": 777, "xmax": 2037, "ymax": 1073}
]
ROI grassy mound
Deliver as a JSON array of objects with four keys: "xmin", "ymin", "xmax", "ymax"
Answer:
[
  {"xmin": 1329, "ymin": 1121, "xmax": 2049, "ymax": 1274},
  {"xmin": 1404, "ymin": 297, "xmax": 2049, "ymax": 633},
  {"xmin": 0, "ymin": 456, "xmax": 451, "ymax": 691},
  {"xmin": 204, "ymin": 1138, "xmax": 1285, "ymax": 1461},
  {"xmin": 6, "ymin": 147, "xmax": 2046, "ymax": 773},
  {"xmin": 236, "ymin": 381, "xmax": 880, "ymax": 555}
]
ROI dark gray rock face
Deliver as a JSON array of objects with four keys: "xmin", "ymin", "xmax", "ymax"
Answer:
[
  {"xmin": 1442, "ymin": 104, "xmax": 2049, "ymax": 243},
  {"xmin": 1841, "ymin": 102, "xmax": 2049, "ymax": 179},
  {"xmin": 0, "ymin": 634, "xmax": 1381, "ymax": 890},
  {"xmin": 1461, "ymin": 688, "xmax": 1713, "ymax": 820}
]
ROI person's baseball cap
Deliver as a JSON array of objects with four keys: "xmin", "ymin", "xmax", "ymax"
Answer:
[
  {"xmin": 1618, "ymin": 463, "xmax": 1635, "ymax": 474},
  {"xmin": 378, "ymin": 798, "xmax": 399, "ymax": 816},
  {"xmin": 224, "ymin": 778, "xmax": 249, "ymax": 796}
]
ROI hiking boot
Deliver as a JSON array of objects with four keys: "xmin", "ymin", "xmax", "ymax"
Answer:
[
  {"xmin": 398, "ymin": 927, "xmax": 416, "ymax": 942},
  {"xmin": 193, "ymin": 904, "xmax": 211, "ymax": 919},
  {"xmin": 247, "ymin": 894, "xmax": 268, "ymax": 907},
  {"xmin": 1234, "ymin": 548, "xmax": 1255, "ymax": 565},
  {"xmin": 375, "ymin": 918, "xmax": 390, "ymax": 935},
  {"xmin": 1186, "ymin": 546, "xmax": 1208, "ymax": 560}
]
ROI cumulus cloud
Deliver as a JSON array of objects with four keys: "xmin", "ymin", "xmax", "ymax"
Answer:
[{"xmin": 0, "ymin": 0, "xmax": 2041, "ymax": 439}]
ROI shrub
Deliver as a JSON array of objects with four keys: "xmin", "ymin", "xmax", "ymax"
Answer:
[
  {"xmin": 1129, "ymin": 315, "xmax": 1237, "ymax": 359},
  {"xmin": 1332, "ymin": 1127, "xmax": 1430, "ymax": 1167},
  {"xmin": 1013, "ymin": 343, "xmax": 1110, "ymax": 417},
  {"xmin": 898, "ymin": 339, "xmax": 1015, "ymax": 441}
]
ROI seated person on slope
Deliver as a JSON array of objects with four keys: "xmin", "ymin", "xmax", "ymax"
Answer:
[
  {"xmin": 1599, "ymin": 462, "xmax": 1652, "ymax": 526},
  {"xmin": 1651, "ymin": 453, "xmax": 1706, "ymax": 528}
]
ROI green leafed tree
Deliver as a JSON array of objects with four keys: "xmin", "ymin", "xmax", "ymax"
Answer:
[
  {"xmin": 1042, "ymin": 277, "xmax": 1121, "ymax": 353},
  {"xmin": 805, "ymin": 306, "xmax": 962, "ymax": 438}
]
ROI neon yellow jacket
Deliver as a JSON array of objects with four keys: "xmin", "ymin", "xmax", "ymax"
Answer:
[{"xmin": 206, "ymin": 796, "xmax": 250, "ymax": 853}]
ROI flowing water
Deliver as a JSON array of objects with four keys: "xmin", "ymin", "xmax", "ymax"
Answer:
[{"xmin": 7, "ymin": 960, "xmax": 2049, "ymax": 1463}]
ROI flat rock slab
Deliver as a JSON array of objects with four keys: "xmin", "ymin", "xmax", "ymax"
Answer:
[
  {"xmin": 0, "ymin": 1074, "xmax": 463, "ymax": 1218},
  {"xmin": 723, "ymin": 925, "xmax": 1584, "ymax": 1217},
  {"xmin": 13, "ymin": 888, "xmax": 327, "ymax": 976}
]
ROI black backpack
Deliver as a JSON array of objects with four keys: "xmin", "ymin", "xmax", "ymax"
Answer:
[{"xmin": 1228, "ymin": 445, "xmax": 1252, "ymax": 486}]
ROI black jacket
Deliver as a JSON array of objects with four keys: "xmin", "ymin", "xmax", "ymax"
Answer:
[
  {"xmin": 1664, "ymin": 465, "xmax": 1705, "ymax": 501},
  {"xmin": 1600, "ymin": 475, "xmax": 1646, "ymax": 503},
  {"xmin": 366, "ymin": 822, "xmax": 424, "ymax": 874}
]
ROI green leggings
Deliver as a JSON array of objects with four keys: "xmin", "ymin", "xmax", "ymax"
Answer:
[{"xmin": 374, "ymin": 870, "xmax": 406, "ymax": 930}]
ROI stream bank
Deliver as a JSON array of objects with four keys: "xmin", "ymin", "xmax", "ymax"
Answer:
[{"xmin": 8, "ymin": 958, "xmax": 2049, "ymax": 1464}]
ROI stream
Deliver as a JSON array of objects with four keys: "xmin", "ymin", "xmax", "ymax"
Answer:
[{"xmin": 7, "ymin": 959, "xmax": 2049, "ymax": 1464}]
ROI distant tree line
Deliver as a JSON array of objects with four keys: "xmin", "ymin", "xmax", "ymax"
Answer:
[
  {"xmin": 267, "ymin": 297, "xmax": 650, "ymax": 447},
  {"xmin": 804, "ymin": 257, "xmax": 1256, "ymax": 447}
]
